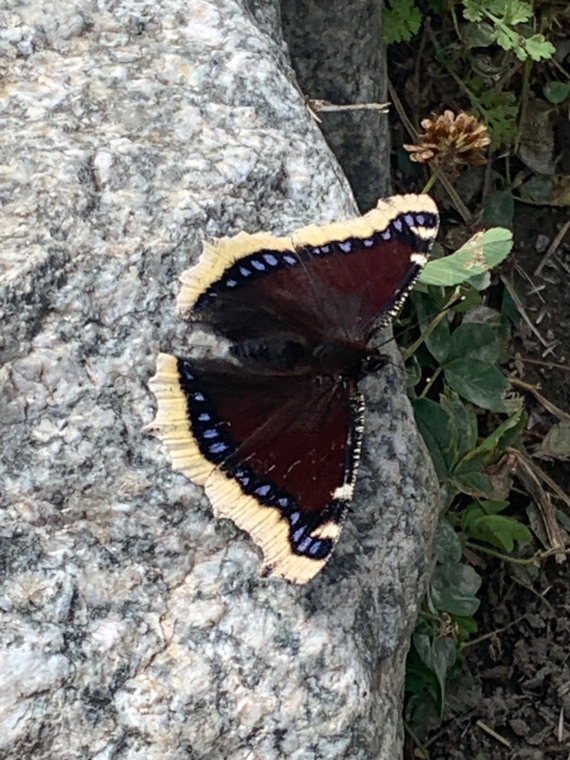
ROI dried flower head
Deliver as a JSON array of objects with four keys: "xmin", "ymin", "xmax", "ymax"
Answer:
[{"xmin": 404, "ymin": 110, "xmax": 491, "ymax": 175}]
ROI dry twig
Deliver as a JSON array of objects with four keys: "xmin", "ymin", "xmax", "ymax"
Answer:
[{"xmin": 534, "ymin": 219, "xmax": 570, "ymax": 277}]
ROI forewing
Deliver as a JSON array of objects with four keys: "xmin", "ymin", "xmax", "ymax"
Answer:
[{"xmin": 178, "ymin": 194, "xmax": 439, "ymax": 345}]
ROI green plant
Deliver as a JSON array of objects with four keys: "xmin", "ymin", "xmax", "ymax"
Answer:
[
  {"xmin": 395, "ymin": 226, "xmax": 540, "ymax": 743},
  {"xmin": 383, "ymin": 0, "xmax": 423, "ymax": 44},
  {"xmin": 460, "ymin": 0, "xmax": 555, "ymax": 61},
  {"xmin": 383, "ymin": 0, "xmax": 563, "ymax": 153},
  {"xmin": 383, "ymin": 2, "xmax": 570, "ymax": 756},
  {"xmin": 384, "ymin": 0, "xmax": 555, "ymax": 61}
]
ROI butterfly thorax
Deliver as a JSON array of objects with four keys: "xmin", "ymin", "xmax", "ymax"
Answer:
[
  {"xmin": 310, "ymin": 340, "xmax": 370, "ymax": 379},
  {"xmin": 231, "ymin": 336, "xmax": 373, "ymax": 380}
]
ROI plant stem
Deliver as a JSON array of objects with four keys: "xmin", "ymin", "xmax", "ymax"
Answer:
[
  {"xmin": 464, "ymin": 541, "xmax": 537, "ymax": 564},
  {"xmin": 404, "ymin": 721, "xmax": 431, "ymax": 760},
  {"xmin": 464, "ymin": 541, "xmax": 570, "ymax": 565},
  {"xmin": 403, "ymin": 287, "xmax": 462, "ymax": 361},
  {"xmin": 423, "ymin": 173, "xmax": 438, "ymax": 194},
  {"xmin": 420, "ymin": 367, "xmax": 443, "ymax": 398}
]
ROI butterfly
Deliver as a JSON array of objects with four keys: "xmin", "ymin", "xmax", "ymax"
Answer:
[{"xmin": 148, "ymin": 194, "xmax": 439, "ymax": 583}]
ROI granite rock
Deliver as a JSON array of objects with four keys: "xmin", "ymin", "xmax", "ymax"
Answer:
[{"xmin": 282, "ymin": 0, "xmax": 390, "ymax": 211}]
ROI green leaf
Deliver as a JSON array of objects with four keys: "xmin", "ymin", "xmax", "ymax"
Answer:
[
  {"xmin": 433, "ymin": 518, "xmax": 463, "ymax": 566},
  {"xmin": 410, "ymin": 290, "xmax": 452, "ymax": 363},
  {"xmin": 462, "ymin": 501, "xmax": 485, "ymax": 530},
  {"xmin": 455, "ymin": 283, "xmax": 483, "ymax": 313},
  {"xmin": 462, "ymin": 501, "xmax": 524, "ymax": 548},
  {"xmin": 405, "ymin": 647, "xmax": 439, "ymax": 694},
  {"xmin": 499, "ymin": 0, "xmax": 533, "ymax": 25},
  {"xmin": 454, "ymin": 615, "xmax": 478, "ymax": 635},
  {"xmin": 480, "ymin": 499, "xmax": 510, "ymax": 515},
  {"xmin": 451, "ymin": 470, "xmax": 496, "ymax": 499},
  {"xmin": 431, "ymin": 562, "xmax": 482, "ymax": 616},
  {"xmin": 425, "ymin": 321, "xmax": 453, "ymax": 364},
  {"xmin": 494, "ymin": 25, "xmax": 519, "ymax": 54},
  {"xmin": 444, "ymin": 323, "xmax": 502, "ymax": 364},
  {"xmin": 461, "ymin": 1, "xmax": 549, "ymax": 63},
  {"xmin": 466, "ymin": 514, "xmax": 532, "ymax": 552},
  {"xmin": 523, "ymin": 34, "xmax": 556, "ymax": 62},
  {"xmin": 419, "ymin": 228, "xmax": 513, "ymax": 287},
  {"xmin": 467, "ymin": 272, "xmax": 491, "ymax": 292},
  {"xmin": 478, "ymin": 88, "xmax": 518, "ymax": 148},
  {"xmin": 462, "ymin": 0, "xmax": 484, "ymax": 22},
  {"xmin": 462, "ymin": 21, "xmax": 496, "ymax": 48},
  {"xmin": 544, "ymin": 81, "xmax": 570, "ymax": 105},
  {"xmin": 440, "ymin": 394, "xmax": 478, "ymax": 459},
  {"xmin": 482, "ymin": 190, "xmax": 515, "ymax": 227},
  {"xmin": 413, "ymin": 633, "xmax": 457, "ymax": 712},
  {"xmin": 444, "ymin": 358, "xmax": 510, "ymax": 411},
  {"xmin": 462, "ymin": 304, "xmax": 502, "ymax": 327},
  {"xmin": 383, "ymin": 0, "xmax": 423, "ymax": 43},
  {"xmin": 459, "ymin": 407, "xmax": 525, "ymax": 469},
  {"xmin": 405, "ymin": 354, "xmax": 422, "ymax": 392},
  {"xmin": 414, "ymin": 399, "xmax": 458, "ymax": 478},
  {"xmin": 518, "ymin": 175, "xmax": 553, "ymax": 204},
  {"xmin": 501, "ymin": 286, "xmax": 521, "ymax": 325}
]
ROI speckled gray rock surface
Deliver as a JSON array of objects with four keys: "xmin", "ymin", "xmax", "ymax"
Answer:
[{"xmin": 0, "ymin": 2, "xmax": 439, "ymax": 759}]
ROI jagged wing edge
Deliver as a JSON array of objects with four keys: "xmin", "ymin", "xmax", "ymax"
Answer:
[{"xmin": 177, "ymin": 194, "xmax": 439, "ymax": 318}]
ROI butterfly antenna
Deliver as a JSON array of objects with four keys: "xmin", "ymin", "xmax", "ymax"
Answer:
[{"xmin": 369, "ymin": 288, "xmax": 463, "ymax": 356}]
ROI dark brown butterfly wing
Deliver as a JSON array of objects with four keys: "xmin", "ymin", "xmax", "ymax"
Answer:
[{"xmin": 148, "ymin": 354, "xmax": 363, "ymax": 583}]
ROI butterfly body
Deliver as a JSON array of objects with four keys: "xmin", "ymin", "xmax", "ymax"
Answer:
[
  {"xmin": 230, "ymin": 333, "xmax": 371, "ymax": 380},
  {"xmin": 148, "ymin": 195, "xmax": 439, "ymax": 583}
]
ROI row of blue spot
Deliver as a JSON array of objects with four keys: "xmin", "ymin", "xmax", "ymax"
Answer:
[
  {"xmin": 178, "ymin": 365, "xmax": 236, "ymax": 464},
  {"xmin": 195, "ymin": 210, "xmax": 437, "ymax": 308},
  {"xmin": 226, "ymin": 462, "xmax": 330, "ymax": 558},
  {"xmin": 178, "ymin": 360, "xmax": 334, "ymax": 560}
]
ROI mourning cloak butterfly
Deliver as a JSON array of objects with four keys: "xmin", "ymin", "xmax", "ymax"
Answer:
[{"xmin": 148, "ymin": 194, "xmax": 439, "ymax": 583}]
